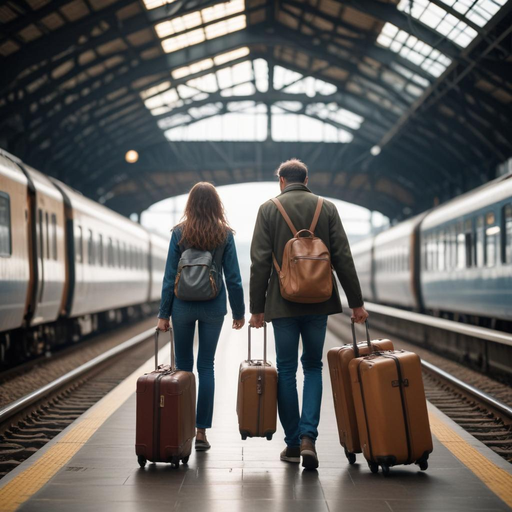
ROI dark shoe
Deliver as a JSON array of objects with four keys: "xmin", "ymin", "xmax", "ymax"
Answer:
[
  {"xmin": 300, "ymin": 436, "xmax": 319, "ymax": 470},
  {"xmin": 280, "ymin": 446, "xmax": 300, "ymax": 463},
  {"xmin": 195, "ymin": 436, "xmax": 211, "ymax": 451}
]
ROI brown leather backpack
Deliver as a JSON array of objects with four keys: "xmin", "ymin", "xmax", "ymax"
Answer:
[{"xmin": 271, "ymin": 196, "xmax": 333, "ymax": 304}]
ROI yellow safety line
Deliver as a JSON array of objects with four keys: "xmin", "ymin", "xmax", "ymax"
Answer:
[
  {"xmin": 429, "ymin": 410, "xmax": 512, "ymax": 508},
  {"xmin": 0, "ymin": 354, "xmax": 155, "ymax": 512}
]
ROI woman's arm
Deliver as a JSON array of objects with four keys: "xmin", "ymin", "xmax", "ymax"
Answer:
[
  {"xmin": 158, "ymin": 230, "xmax": 181, "ymax": 320},
  {"xmin": 222, "ymin": 232, "xmax": 246, "ymax": 320}
]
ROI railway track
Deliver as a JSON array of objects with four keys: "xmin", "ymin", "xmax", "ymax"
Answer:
[
  {"xmin": 329, "ymin": 314, "xmax": 512, "ymax": 463},
  {"xmin": 0, "ymin": 327, "xmax": 165, "ymax": 479}
]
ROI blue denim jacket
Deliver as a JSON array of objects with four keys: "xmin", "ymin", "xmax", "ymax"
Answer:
[{"xmin": 158, "ymin": 228, "xmax": 245, "ymax": 320}]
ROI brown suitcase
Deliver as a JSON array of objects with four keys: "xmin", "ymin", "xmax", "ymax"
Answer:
[
  {"xmin": 328, "ymin": 320, "xmax": 393, "ymax": 464},
  {"xmin": 349, "ymin": 349, "xmax": 433, "ymax": 475},
  {"xmin": 237, "ymin": 324, "xmax": 277, "ymax": 440},
  {"xmin": 135, "ymin": 328, "xmax": 196, "ymax": 468}
]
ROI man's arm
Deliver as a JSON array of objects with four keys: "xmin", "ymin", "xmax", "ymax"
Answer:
[
  {"xmin": 329, "ymin": 206, "xmax": 367, "ymax": 322},
  {"xmin": 249, "ymin": 204, "xmax": 272, "ymax": 324}
]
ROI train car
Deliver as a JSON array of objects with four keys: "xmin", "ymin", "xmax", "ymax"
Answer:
[
  {"xmin": 373, "ymin": 215, "xmax": 424, "ymax": 310},
  {"xmin": 350, "ymin": 236, "xmax": 375, "ymax": 302},
  {"xmin": 148, "ymin": 231, "xmax": 169, "ymax": 303},
  {"xmin": 0, "ymin": 152, "xmax": 31, "ymax": 334},
  {"xmin": 420, "ymin": 175, "xmax": 512, "ymax": 323},
  {"xmin": 51, "ymin": 179, "xmax": 151, "ymax": 328}
]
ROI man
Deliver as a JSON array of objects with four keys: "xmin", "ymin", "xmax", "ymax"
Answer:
[{"xmin": 249, "ymin": 158, "xmax": 369, "ymax": 470}]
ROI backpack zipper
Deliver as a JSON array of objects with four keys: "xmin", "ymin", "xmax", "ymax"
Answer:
[{"xmin": 293, "ymin": 256, "xmax": 329, "ymax": 263}]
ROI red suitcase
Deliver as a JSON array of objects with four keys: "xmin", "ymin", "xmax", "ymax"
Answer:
[
  {"xmin": 135, "ymin": 328, "xmax": 196, "ymax": 468},
  {"xmin": 237, "ymin": 325, "xmax": 278, "ymax": 440},
  {"xmin": 328, "ymin": 320, "xmax": 394, "ymax": 464}
]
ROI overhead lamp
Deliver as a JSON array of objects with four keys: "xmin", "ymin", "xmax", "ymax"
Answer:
[
  {"xmin": 370, "ymin": 145, "xmax": 381, "ymax": 156},
  {"xmin": 125, "ymin": 150, "xmax": 139, "ymax": 163}
]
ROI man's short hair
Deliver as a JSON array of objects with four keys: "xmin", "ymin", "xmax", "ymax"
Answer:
[{"xmin": 276, "ymin": 159, "xmax": 308, "ymax": 184}]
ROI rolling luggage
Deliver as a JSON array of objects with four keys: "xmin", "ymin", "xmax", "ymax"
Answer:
[
  {"xmin": 237, "ymin": 324, "xmax": 277, "ymax": 440},
  {"xmin": 327, "ymin": 320, "xmax": 393, "ymax": 464},
  {"xmin": 135, "ymin": 328, "xmax": 196, "ymax": 468},
  {"xmin": 349, "ymin": 349, "xmax": 433, "ymax": 475}
]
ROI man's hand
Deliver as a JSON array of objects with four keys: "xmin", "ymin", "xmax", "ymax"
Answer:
[
  {"xmin": 351, "ymin": 306, "xmax": 369, "ymax": 324},
  {"xmin": 157, "ymin": 318, "xmax": 170, "ymax": 331},
  {"xmin": 249, "ymin": 313, "xmax": 265, "ymax": 328}
]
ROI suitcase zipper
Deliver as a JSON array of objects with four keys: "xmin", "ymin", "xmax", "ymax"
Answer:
[
  {"xmin": 383, "ymin": 354, "xmax": 413, "ymax": 464},
  {"xmin": 292, "ymin": 256, "xmax": 329, "ymax": 263},
  {"xmin": 356, "ymin": 360, "xmax": 374, "ymax": 463},
  {"xmin": 256, "ymin": 371, "xmax": 263, "ymax": 435}
]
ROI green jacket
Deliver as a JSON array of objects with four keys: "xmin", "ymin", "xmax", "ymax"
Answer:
[{"xmin": 249, "ymin": 183, "xmax": 364, "ymax": 321}]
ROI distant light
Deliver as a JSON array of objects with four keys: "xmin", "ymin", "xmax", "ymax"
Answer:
[
  {"xmin": 125, "ymin": 150, "xmax": 139, "ymax": 163},
  {"xmin": 371, "ymin": 145, "xmax": 381, "ymax": 156}
]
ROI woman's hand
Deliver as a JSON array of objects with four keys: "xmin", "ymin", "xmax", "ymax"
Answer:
[
  {"xmin": 232, "ymin": 318, "xmax": 245, "ymax": 330},
  {"xmin": 157, "ymin": 318, "xmax": 170, "ymax": 331}
]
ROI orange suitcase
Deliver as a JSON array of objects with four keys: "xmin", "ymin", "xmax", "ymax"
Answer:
[
  {"xmin": 237, "ymin": 325, "xmax": 277, "ymax": 440},
  {"xmin": 135, "ymin": 328, "xmax": 196, "ymax": 468},
  {"xmin": 327, "ymin": 320, "xmax": 393, "ymax": 464},
  {"xmin": 349, "ymin": 349, "xmax": 433, "ymax": 475}
]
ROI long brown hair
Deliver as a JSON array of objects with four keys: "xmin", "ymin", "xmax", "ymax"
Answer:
[{"xmin": 176, "ymin": 182, "xmax": 232, "ymax": 251}]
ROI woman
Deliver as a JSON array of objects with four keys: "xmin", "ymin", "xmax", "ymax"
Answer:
[{"xmin": 157, "ymin": 182, "xmax": 245, "ymax": 451}]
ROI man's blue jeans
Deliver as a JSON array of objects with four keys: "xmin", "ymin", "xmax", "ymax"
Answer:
[
  {"xmin": 171, "ymin": 301, "xmax": 225, "ymax": 429},
  {"xmin": 272, "ymin": 314, "xmax": 328, "ymax": 447}
]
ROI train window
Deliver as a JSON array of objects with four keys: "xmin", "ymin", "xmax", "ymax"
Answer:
[
  {"xmin": 456, "ymin": 221, "xmax": 465, "ymax": 269},
  {"xmin": 504, "ymin": 204, "xmax": 512, "ymax": 264},
  {"xmin": 476, "ymin": 216, "xmax": 484, "ymax": 267},
  {"xmin": 122, "ymin": 242, "xmax": 126, "ymax": 268},
  {"xmin": 51, "ymin": 214, "xmax": 57, "ymax": 260},
  {"xmin": 45, "ymin": 212, "xmax": 50, "ymax": 260},
  {"xmin": 0, "ymin": 193, "xmax": 11, "ymax": 257},
  {"xmin": 107, "ymin": 237, "xmax": 113, "ymax": 267},
  {"xmin": 465, "ymin": 232, "xmax": 473, "ymax": 268},
  {"xmin": 88, "ymin": 230, "xmax": 94, "ymax": 265},
  {"xmin": 98, "ymin": 234, "xmax": 104, "ymax": 266},
  {"xmin": 485, "ymin": 212, "xmax": 500, "ymax": 267},
  {"xmin": 75, "ymin": 225, "xmax": 83, "ymax": 263},
  {"xmin": 438, "ymin": 233, "xmax": 445, "ymax": 271}
]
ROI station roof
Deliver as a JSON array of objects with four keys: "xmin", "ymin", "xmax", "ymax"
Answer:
[{"xmin": 1, "ymin": 0, "xmax": 511, "ymax": 220}]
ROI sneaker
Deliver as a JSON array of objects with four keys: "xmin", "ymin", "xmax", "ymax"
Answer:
[
  {"xmin": 280, "ymin": 446, "xmax": 300, "ymax": 463},
  {"xmin": 300, "ymin": 436, "xmax": 319, "ymax": 470}
]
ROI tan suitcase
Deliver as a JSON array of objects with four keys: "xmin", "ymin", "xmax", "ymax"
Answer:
[
  {"xmin": 236, "ymin": 324, "xmax": 277, "ymax": 440},
  {"xmin": 135, "ymin": 328, "xmax": 196, "ymax": 468},
  {"xmin": 349, "ymin": 350, "xmax": 433, "ymax": 475},
  {"xmin": 328, "ymin": 320, "xmax": 393, "ymax": 463}
]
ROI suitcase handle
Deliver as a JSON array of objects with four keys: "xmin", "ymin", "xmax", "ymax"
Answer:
[
  {"xmin": 155, "ymin": 327, "xmax": 175, "ymax": 371},
  {"xmin": 351, "ymin": 318, "xmax": 371, "ymax": 358},
  {"xmin": 248, "ymin": 324, "xmax": 267, "ymax": 364}
]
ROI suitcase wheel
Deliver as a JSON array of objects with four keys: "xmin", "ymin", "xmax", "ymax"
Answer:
[
  {"xmin": 182, "ymin": 456, "xmax": 190, "ymax": 465},
  {"xmin": 380, "ymin": 463, "xmax": 390, "ymax": 476},
  {"xmin": 266, "ymin": 433, "xmax": 273, "ymax": 441},
  {"xmin": 137, "ymin": 456, "xmax": 147, "ymax": 468},
  {"xmin": 170, "ymin": 456, "xmax": 180, "ymax": 468},
  {"xmin": 368, "ymin": 461, "xmax": 379, "ymax": 474},
  {"xmin": 241, "ymin": 433, "xmax": 248, "ymax": 440},
  {"xmin": 418, "ymin": 460, "xmax": 428, "ymax": 471},
  {"xmin": 344, "ymin": 449, "xmax": 356, "ymax": 465}
]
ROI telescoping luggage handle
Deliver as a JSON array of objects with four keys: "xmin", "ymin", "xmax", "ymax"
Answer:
[
  {"xmin": 248, "ymin": 324, "xmax": 267, "ymax": 364},
  {"xmin": 155, "ymin": 327, "xmax": 175, "ymax": 371},
  {"xmin": 351, "ymin": 318, "xmax": 371, "ymax": 358}
]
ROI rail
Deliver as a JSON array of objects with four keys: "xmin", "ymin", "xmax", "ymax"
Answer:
[
  {"xmin": 364, "ymin": 302, "xmax": 512, "ymax": 347},
  {"xmin": 0, "ymin": 327, "xmax": 155, "ymax": 425}
]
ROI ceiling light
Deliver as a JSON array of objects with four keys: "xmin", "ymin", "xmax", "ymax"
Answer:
[
  {"xmin": 371, "ymin": 145, "xmax": 381, "ymax": 156},
  {"xmin": 125, "ymin": 150, "xmax": 139, "ymax": 163}
]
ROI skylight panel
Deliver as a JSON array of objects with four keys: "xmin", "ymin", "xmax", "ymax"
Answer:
[
  {"xmin": 214, "ymin": 47, "xmax": 250, "ymax": 65},
  {"xmin": 142, "ymin": 0, "xmax": 178, "ymax": 10},
  {"xmin": 273, "ymin": 66, "xmax": 338, "ymax": 95},
  {"xmin": 307, "ymin": 103, "xmax": 364, "ymax": 130},
  {"xmin": 144, "ymin": 88, "xmax": 179, "ymax": 110},
  {"xmin": 140, "ymin": 81, "xmax": 171, "ymax": 100},
  {"xmin": 156, "ymin": 1, "xmax": 246, "ymax": 53},
  {"xmin": 253, "ymin": 59, "xmax": 268, "ymax": 92},
  {"xmin": 377, "ymin": 23, "xmax": 452, "ymax": 77}
]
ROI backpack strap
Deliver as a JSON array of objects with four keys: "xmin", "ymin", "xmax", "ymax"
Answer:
[
  {"xmin": 271, "ymin": 198, "xmax": 297, "ymax": 235},
  {"xmin": 309, "ymin": 197, "xmax": 324, "ymax": 233}
]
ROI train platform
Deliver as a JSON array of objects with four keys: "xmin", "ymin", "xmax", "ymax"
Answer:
[{"xmin": 1, "ymin": 320, "xmax": 511, "ymax": 512}]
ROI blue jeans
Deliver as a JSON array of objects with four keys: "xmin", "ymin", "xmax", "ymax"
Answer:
[
  {"xmin": 272, "ymin": 314, "xmax": 328, "ymax": 447},
  {"xmin": 171, "ymin": 301, "xmax": 225, "ymax": 429}
]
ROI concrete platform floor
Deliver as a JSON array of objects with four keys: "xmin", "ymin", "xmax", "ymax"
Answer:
[{"xmin": 2, "ymin": 318, "xmax": 511, "ymax": 512}]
